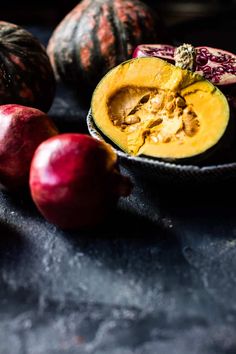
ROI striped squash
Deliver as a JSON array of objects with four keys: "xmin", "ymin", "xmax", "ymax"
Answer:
[
  {"xmin": 0, "ymin": 22, "xmax": 55, "ymax": 112},
  {"xmin": 47, "ymin": 0, "xmax": 168, "ymax": 95}
]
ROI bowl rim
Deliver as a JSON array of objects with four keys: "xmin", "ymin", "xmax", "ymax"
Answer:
[{"xmin": 86, "ymin": 109, "xmax": 236, "ymax": 176}]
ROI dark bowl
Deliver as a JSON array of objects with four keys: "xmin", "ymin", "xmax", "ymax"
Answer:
[{"xmin": 86, "ymin": 109, "xmax": 236, "ymax": 184}]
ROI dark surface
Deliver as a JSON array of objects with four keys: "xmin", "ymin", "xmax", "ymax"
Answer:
[{"xmin": 1, "ymin": 18, "xmax": 236, "ymax": 354}]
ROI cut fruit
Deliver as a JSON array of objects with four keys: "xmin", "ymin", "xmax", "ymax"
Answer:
[
  {"xmin": 133, "ymin": 44, "xmax": 236, "ymax": 87},
  {"xmin": 91, "ymin": 57, "xmax": 230, "ymax": 161}
]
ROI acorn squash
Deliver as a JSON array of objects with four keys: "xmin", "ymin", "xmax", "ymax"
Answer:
[
  {"xmin": 91, "ymin": 57, "xmax": 230, "ymax": 160},
  {"xmin": 47, "ymin": 0, "xmax": 168, "ymax": 96},
  {"xmin": 0, "ymin": 21, "xmax": 55, "ymax": 112}
]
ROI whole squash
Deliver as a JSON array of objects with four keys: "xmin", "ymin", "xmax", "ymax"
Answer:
[
  {"xmin": 0, "ymin": 21, "xmax": 55, "ymax": 112},
  {"xmin": 47, "ymin": 0, "xmax": 168, "ymax": 96}
]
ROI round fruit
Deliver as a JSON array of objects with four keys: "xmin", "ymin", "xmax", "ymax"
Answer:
[
  {"xmin": 91, "ymin": 57, "xmax": 230, "ymax": 162},
  {"xmin": 29, "ymin": 134, "xmax": 132, "ymax": 229},
  {"xmin": 47, "ymin": 0, "xmax": 168, "ymax": 95},
  {"xmin": 0, "ymin": 21, "xmax": 55, "ymax": 112},
  {"xmin": 0, "ymin": 104, "xmax": 58, "ymax": 190}
]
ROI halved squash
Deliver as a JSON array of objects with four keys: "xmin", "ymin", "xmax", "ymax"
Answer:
[{"xmin": 91, "ymin": 57, "xmax": 230, "ymax": 160}]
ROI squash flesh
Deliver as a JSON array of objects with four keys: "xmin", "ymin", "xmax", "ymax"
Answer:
[{"xmin": 91, "ymin": 57, "xmax": 230, "ymax": 160}]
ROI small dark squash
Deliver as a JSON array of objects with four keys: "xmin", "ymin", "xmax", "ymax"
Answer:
[
  {"xmin": 47, "ymin": 0, "xmax": 168, "ymax": 96},
  {"xmin": 0, "ymin": 21, "xmax": 55, "ymax": 112}
]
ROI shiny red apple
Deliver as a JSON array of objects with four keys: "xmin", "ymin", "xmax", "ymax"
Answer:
[
  {"xmin": 0, "ymin": 104, "xmax": 58, "ymax": 190},
  {"xmin": 29, "ymin": 133, "xmax": 132, "ymax": 229}
]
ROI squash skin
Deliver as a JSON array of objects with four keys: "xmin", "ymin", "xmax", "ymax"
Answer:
[
  {"xmin": 0, "ymin": 21, "xmax": 55, "ymax": 112},
  {"xmin": 47, "ymin": 0, "xmax": 168, "ymax": 96},
  {"xmin": 91, "ymin": 57, "xmax": 230, "ymax": 162}
]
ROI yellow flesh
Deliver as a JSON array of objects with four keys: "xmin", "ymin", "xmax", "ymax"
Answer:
[
  {"xmin": 108, "ymin": 86, "xmax": 200, "ymax": 155},
  {"xmin": 91, "ymin": 57, "xmax": 230, "ymax": 159}
]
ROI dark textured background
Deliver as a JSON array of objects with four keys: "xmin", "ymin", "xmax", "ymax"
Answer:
[{"xmin": 1, "ymin": 2, "xmax": 236, "ymax": 353}]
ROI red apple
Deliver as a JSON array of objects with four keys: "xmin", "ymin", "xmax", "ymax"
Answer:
[
  {"xmin": 0, "ymin": 104, "xmax": 58, "ymax": 190},
  {"xmin": 29, "ymin": 134, "xmax": 132, "ymax": 229}
]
